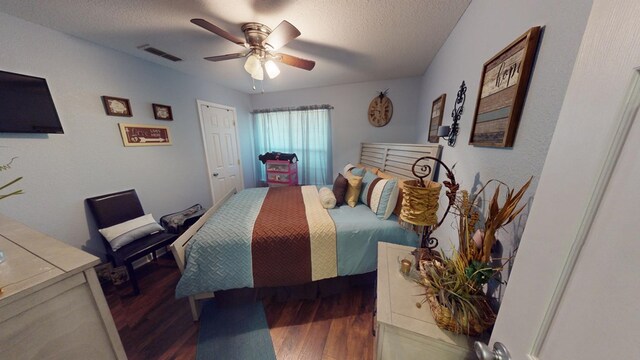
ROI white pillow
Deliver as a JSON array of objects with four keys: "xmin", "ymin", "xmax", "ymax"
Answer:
[
  {"xmin": 343, "ymin": 163, "xmax": 356, "ymax": 175},
  {"xmin": 319, "ymin": 187, "xmax": 337, "ymax": 209},
  {"xmin": 99, "ymin": 214, "xmax": 164, "ymax": 251},
  {"xmin": 343, "ymin": 163, "xmax": 365, "ymax": 178}
]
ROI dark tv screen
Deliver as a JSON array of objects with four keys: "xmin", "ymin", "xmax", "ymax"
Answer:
[{"xmin": 0, "ymin": 70, "xmax": 64, "ymax": 134}]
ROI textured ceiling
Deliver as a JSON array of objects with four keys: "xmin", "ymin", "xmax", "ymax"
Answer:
[{"xmin": 0, "ymin": 0, "xmax": 470, "ymax": 94}]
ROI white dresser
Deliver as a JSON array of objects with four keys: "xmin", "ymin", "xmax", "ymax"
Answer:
[
  {"xmin": 376, "ymin": 242, "xmax": 477, "ymax": 360},
  {"xmin": 0, "ymin": 214, "xmax": 126, "ymax": 359}
]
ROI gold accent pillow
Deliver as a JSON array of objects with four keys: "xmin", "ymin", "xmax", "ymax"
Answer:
[{"xmin": 345, "ymin": 175, "xmax": 363, "ymax": 207}]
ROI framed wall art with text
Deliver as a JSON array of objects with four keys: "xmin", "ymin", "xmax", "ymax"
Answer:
[
  {"xmin": 118, "ymin": 123, "xmax": 171, "ymax": 147},
  {"xmin": 469, "ymin": 26, "xmax": 541, "ymax": 147}
]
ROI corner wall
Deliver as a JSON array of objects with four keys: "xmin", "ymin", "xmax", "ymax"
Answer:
[
  {"xmin": 250, "ymin": 77, "xmax": 423, "ymax": 180},
  {"xmin": 416, "ymin": 0, "xmax": 592, "ymax": 301},
  {"xmin": 0, "ymin": 11, "xmax": 253, "ymax": 257}
]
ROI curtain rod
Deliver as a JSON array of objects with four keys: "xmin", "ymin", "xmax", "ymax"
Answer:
[{"xmin": 251, "ymin": 104, "xmax": 334, "ymax": 114}]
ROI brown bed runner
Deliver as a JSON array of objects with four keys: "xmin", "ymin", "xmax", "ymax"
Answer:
[{"xmin": 252, "ymin": 186, "xmax": 311, "ymax": 287}]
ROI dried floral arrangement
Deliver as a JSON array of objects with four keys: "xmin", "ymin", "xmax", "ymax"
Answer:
[{"xmin": 416, "ymin": 177, "xmax": 532, "ymax": 335}]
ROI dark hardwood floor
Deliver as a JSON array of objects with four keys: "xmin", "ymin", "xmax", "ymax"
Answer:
[
  {"xmin": 102, "ymin": 255, "xmax": 376, "ymax": 360},
  {"xmin": 102, "ymin": 256, "xmax": 198, "ymax": 360}
]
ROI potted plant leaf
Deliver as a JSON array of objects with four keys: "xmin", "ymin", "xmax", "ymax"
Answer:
[
  {"xmin": 0, "ymin": 157, "xmax": 23, "ymax": 201},
  {"xmin": 0, "ymin": 157, "xmax": 23, "ymax": 264}
]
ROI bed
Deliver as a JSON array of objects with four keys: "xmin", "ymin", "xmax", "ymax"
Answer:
[{"xmin": 170, "ymin": 142, "xmax": 442, "ymax": 320}]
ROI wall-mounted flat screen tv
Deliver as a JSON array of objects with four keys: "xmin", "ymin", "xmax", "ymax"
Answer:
[{"xmin": 0, "ymin": 70, "xmax": 64, "ymax": 134}]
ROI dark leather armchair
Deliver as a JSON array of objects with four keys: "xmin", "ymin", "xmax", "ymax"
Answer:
[{"xmin": 86, "ymin": 189, "xmax": 177, "ymax": 295}]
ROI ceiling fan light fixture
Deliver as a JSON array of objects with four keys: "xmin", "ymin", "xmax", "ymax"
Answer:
[
  {"xmin": 194, "ymin": 18, "xmax": 315, "ymax": 87},
  {"xmin": 251, "ymin": 64, "xmax": 264, "ymax": 80},
  {"xmin": 265, "ymin": 60, "xmax": 280, "ymax": 79},
  {"xmin": 244, "ymin": 54, "xmax": 261, "ymax": 75}
]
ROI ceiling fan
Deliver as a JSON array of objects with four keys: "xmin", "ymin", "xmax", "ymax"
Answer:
[{"xmin": 191, "ymin": 18, "xmax": 316, "ymax": 81}]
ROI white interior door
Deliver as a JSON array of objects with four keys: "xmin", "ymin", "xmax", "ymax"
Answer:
[
  {"xmin": 197, "ymin": 100, "xmax": 243, "ymax": 205},
  {"xmin": 485, "ymin": 1, "xmax": 640, "ymax": 359}
]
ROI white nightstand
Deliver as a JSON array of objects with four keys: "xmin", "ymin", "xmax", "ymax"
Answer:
[{"xmin": 376, "ymin": 242, "xmax": 477, "ymax": 360}]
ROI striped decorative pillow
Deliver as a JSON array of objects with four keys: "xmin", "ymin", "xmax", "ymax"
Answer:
[
  {"xmin": 377, "ymin": 171, "xmax": 407, "ymax": 216},
  {"xmin": 359, "ymin": 170, "xmax": 379, "ymax": 204},
  {"xmin": 359, "ymin": 170, "xmax": 399, "ymax": 220},
  {"xmin": 99, "ymin": 214, "xmax": 164, "ymax": 251}
]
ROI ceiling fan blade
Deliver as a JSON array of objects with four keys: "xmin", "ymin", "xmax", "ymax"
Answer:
[
  {"xmin": 191, "ymin": 18, "xmax": 245, "ymax": 46},
  {"xmin": 264, "ymin": 20, "xmax": 301, "ymax": 50},
  {"xmin": 275, "ymin": 53, "xmax": 316, "ymax": 71},
  {"xmin": 204, "ymin": 52, "xmax": 249, "ymax": 62}
]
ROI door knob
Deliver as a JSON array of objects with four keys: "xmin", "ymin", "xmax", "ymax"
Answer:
[
  {"xmin": 213, "ymin": 173, "xmax": 219, "ymax": 177},
  {"xmin": 474, "ymin": 341, "xmax": 511, "ymax": 360}
]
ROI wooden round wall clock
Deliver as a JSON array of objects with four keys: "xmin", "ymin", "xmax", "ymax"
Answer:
[{"xmin": 368, "ymin": 91, "xmax": 393, "ymax": 127}]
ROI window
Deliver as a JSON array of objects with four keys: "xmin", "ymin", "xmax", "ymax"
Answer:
[{"xmin": 253, "ymin": 106, "xmax": 332, "ymax": 185}]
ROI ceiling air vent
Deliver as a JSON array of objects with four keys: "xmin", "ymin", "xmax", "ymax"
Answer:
[{"xmin": 137, "ymin": 44, "xmax": 183, "ymax": 62}]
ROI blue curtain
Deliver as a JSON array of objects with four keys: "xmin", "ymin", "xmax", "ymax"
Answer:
[{"xmin": 253, "ymin": 107, "xmax": 332, "ymax": 185}]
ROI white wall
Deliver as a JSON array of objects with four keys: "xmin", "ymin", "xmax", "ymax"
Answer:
[
  {"xmin": 416, "ymin": 0, "xmax": 592, "ymax": 303},
  {"xmin": 250, "ymin": 77, "xmax": 423, "ymax": 181},
  {"xmin": 0, "ymin": 11, "xmax": 253, "ymax": 257},
  {"xmin": 491, "ymin": 1, "xmax": 640, "ymax": 356}
]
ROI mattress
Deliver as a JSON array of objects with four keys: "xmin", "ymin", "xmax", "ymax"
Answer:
[{"xmin": 175, "ymin": 186, "xmax": 417, "ymax": 297}]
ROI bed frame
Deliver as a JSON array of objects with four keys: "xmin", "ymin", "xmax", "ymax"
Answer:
[
  {"xmin": 169, "ymin": 188, "xmax": 235, "ymax": 320},
  {"xmin": 359, "ymin": 142, "xmax": 443, "ymax": 180},
  {"xmin": 170, "ymin": 142, "xmax": 442, "ymax": 321}
]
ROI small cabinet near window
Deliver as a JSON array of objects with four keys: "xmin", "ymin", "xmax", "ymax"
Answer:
[{"xmin": 266, "ymin": 160, "xmax": 298, "ymax": 186}]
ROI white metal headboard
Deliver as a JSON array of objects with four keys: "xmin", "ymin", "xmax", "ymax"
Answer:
[{"xmin": 359, "ymin": 142, "xmax": 443, "ymax": 181}]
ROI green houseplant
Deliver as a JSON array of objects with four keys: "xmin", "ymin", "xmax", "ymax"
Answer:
[
  {"xmin": 0, "ymin": 157, "xmax": 23, "ymax": 200},
  {"xmin": 0, "ymin": 157, "xmax": 23, "ymax": 264}
]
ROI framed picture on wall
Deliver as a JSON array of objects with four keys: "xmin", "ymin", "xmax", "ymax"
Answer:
[
  {"xmin": 469, "ymin": 26, "xmax": 541, "ymax": 147},
  {"xmin": 428, "ymin": 93, "xmax": 446, "ymax": 143},
  {"xmin": 102, "ymin": 96, "xmax": 132, "ymax": 117},
  {"xmin": 118, "ymin": 123, "xmax": 171, "ymax": 146},
  {"xmin": 152, "ymin": 103, "xmax": 173, "ymax": 121}
]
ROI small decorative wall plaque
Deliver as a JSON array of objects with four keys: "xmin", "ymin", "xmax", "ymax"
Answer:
[
  {"xmin": 118, "ymin": 123, "xmax": 171, "ymax": 146},
  {"xmin": 152, "ymin": 103, "xmax": 173, "ymax": 121},
  {"xmin": 102, "ymin": 96, "xmax": 132, "ymax": 117},
  {"xmin": 428, "ymin": 94, "xmax": 446, "ymax": 143}
]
